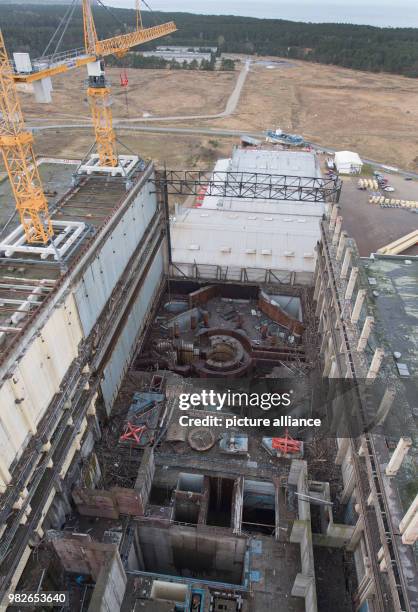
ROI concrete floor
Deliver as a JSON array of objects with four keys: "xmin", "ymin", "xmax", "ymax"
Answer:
[
  {"xmin": 250, "ymin": 537, "xmax": 305, "ymax": 611},
  {"xmin": 337, "ymin": 174, "xmax": 418, "ymax": 256},
  {"xmin": 313, "ymin": 548, "xmax": 353, "ymax": 612}
]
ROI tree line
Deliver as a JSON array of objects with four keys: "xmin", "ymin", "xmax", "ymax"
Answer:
[
  {"xmin": 2, "ymin": 3, "xmax": 418, "ymax": 77},
  {"xmin": 107, "ymin": 52, "xmax": 235, "ymax": 71}
]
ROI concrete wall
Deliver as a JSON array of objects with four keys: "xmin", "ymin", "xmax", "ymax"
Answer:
[
  {"xmin": 289, "ymin": 461, "xmax": 318, "ymax": 612},
  {"xmin": 0, "ymin": 168, "xmax": 167, "ymax": 594},
  {"xmin": 136, "ymin": 523, "xmax": 246, "ymax": 585},
  {"xmin": 88, "ymin": 550, "xmax": 127, "ymax": 612},
  {"xmin": 100, "ymin": 244, "xmax": 165, "ymax": 412},
  {"xmin": 0, "ymin": 292, "xmax": 83, "ymax": 487},
  {"xmin": 74, "ymin": 181, "xmax": 157, "ymax": 337},
  {"xmin": 171, "ymin": 206, "xmax": 321, "ymax": 273}
]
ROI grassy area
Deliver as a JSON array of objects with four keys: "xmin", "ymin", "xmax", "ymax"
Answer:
[{"xmin": 360, "ymin": 163, "xmax": 375, "ymax": 176}]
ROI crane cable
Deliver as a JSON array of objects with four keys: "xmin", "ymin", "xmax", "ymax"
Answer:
[
  {"xmin": 41, "ymin": 0, "xmax": 78, "ymax": 62},
  {"xmin": 141, "ymin": 0, "xmax": 160, "ymax": 26},
  {"xmin": 95, "ymin": 0, "xmax": 129, "ymax": 33}
]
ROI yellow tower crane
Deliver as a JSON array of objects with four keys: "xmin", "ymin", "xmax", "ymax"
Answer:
[
  {"xmin": 0, "ymin": 31, "xmax": 53, "ymax": 244},
  {"xmin": 0, "ymin": 2, "xmax": 176, "ymax": 243},
  {"xmin": 81, "ymin": 0, "xmax": 176, "ymax": 168}
]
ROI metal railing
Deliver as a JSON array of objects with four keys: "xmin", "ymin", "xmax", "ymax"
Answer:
[{"xmin": 11, "ymin": 47, "xmax": 88, "ymax": 75}]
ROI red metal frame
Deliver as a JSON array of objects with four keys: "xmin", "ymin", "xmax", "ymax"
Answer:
[
  {"xmin": 272, "ymin": 429, "xmax": 301, "ymax": 454},
  {"xmin": 120, "ymin": 69, "xmax": 128, "ymax": 87},
  {"xmin": 120, "ymin": 422, "xmax": 146, "ymax": 444}
]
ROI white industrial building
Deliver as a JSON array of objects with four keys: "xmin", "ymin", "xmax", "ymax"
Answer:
[
  {"xmin": 141, "ymin": 46, "xmax": 212, "ymax": 65},
  {"xmin": 334, "ymin": 150, "xmax": 363, "ymax": 174},
  {"xmin": 170, "ymin": 148, "xmax": 326, "ymax": 284}
]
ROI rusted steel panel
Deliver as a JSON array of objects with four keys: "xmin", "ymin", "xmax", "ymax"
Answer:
[
  {"xmin": 111, "ymin": 487, "xmax": 143, "ymax": 516},
  {"xmin": 258, "ymin": 294, "xmax": 304, "ymax": 336},
  {"xmin": 73, "ymin": 488, "xmax": 119, "ymax": 519}
]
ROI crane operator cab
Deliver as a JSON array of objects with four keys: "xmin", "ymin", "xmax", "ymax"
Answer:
[{"xmin": 87, "ymin": 59, "xmax": 106, "ymax": 88}]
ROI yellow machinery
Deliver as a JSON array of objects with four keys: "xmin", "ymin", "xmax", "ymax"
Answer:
[
  {"xmin": 0, "ymin": 1, "xmax": 177, "ymax": 243},
  {"xmin": 0, "ymin": 31, "xmax": 53, "ymax": 243}
]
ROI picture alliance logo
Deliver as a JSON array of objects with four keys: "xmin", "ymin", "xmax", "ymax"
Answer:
[{"xmin": 178, "ymin": 389, "xmax": 293, "ymax": 411}]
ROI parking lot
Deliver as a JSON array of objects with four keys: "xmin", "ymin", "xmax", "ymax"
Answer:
[{"xmin": 335, "ymin": 173, "xmax": 418, "ymax": 256}]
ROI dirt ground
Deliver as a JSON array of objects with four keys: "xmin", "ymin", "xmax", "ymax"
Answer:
[
  {"xmin": 207, "ymin": 59, "xmax": 418, "ymax": 171},
  {"xmin": 33, "ymin": 128, "xmax": 236, "ymax": 169},
  {"xmin": 20, "ymin": 67, "xmax": 236, "ymax": 122},
  {"xmin": 22, "ymin": 59, "xmax": 418, "ymax": 172}
]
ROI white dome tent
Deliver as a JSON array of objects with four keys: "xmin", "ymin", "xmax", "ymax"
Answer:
[{"xmin": 334, "ymin": 150, "xmax": 363, "ymax": 174}]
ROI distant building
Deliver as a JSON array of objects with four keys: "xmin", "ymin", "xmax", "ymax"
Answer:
[
  {"xmin": 334, "ymin": 150, "xmax": 363, "ymax": 174},
  {"xmin": 141, "ymin": 46, "xmax": 214, "ymax": 65},
  {"xmin": 156, "ymin": 45, "xmax": 217, "ymax": 53}
]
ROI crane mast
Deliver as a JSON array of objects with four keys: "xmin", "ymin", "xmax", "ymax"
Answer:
[
  {"xmin": 0, "ymin": 2, "xmax": 176, "ymax": 244},
  {"xmin": 0, "ymin": 31, "xmax": 53, "ymax": 244},
  {"xmin": 87, "ymin": 60, "xmax": 118, "ymax": 167},
  {"xmin": 82, "ymin": 0, "xmax": 176, "ymax": 170}
]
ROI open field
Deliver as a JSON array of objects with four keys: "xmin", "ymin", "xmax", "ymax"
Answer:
[
  {"xmin": 23, "ymin": 59, "xmax": 418, "ymax": 172},
  {"xmin": 32, "ymin": 128, "xmax": 236, "ymax": 169},
  {"xmin": 207, "ymin": 60, "xmax": 418, "ymax": 172},
  {"xmin": 20, "ymin": 67, "xmax": 237, "ymax": 122}
]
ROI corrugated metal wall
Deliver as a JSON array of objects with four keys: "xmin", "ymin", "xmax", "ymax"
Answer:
[
  {"xmin": 100, "ymin": 244, "xmax": 165, "ymax": 413},
  {"xmin": 74, "ymin": 183, "xmax": 157, "ymax": 336}
]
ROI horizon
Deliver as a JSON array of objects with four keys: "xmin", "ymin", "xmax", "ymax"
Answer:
[
  {"xmin": 107, "ymin": 0, "xmax": 418, "ymax": 29},
  {"xmin": 2, "ymin": 0, "xmax": 418, "ymax": 28}
]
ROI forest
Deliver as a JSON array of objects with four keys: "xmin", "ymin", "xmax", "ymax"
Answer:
[{"xmin": 2, "ymin": 3, "xmax": 418, "ymax": 77}]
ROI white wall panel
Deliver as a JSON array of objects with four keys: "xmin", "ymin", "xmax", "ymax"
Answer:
[
  {"xmin": 0, "ymin": 383, "xmax": 27, "ymax": 462},
  {"xmin": 172, "ymin": 223, "xmax": 319, "ymax": 272},
  {"xmin": 100, "ymin": 245, "xmax": 164, "ymax": 413},
  {"xmin": 0, "ymin": 293, "xmax": 83, "ymax": 471},
  {"xmin": 74, "ymin": 185, "xmax": 157, "ymax": 336}
]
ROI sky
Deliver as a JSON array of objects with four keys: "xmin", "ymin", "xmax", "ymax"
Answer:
[{"xmin": 107, "ymin": 0, "xmax": 418, "ymax": 28}]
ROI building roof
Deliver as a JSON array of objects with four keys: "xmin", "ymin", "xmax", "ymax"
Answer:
[
  {"xmin": 229, "ymin": 148, "xmax": 322, "ymax": 177},
  {"xmin": 171, "ymin": 148, "xmax": 326, "ymax": 274},
  {"xmin": 362, "ymin": 254, "xmax": 418, "ymax": 379}
]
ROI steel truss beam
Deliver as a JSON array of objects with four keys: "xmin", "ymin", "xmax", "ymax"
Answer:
[{"xmin": 153, "ymin": 170, "xmax": 342, "ymax": 202}]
